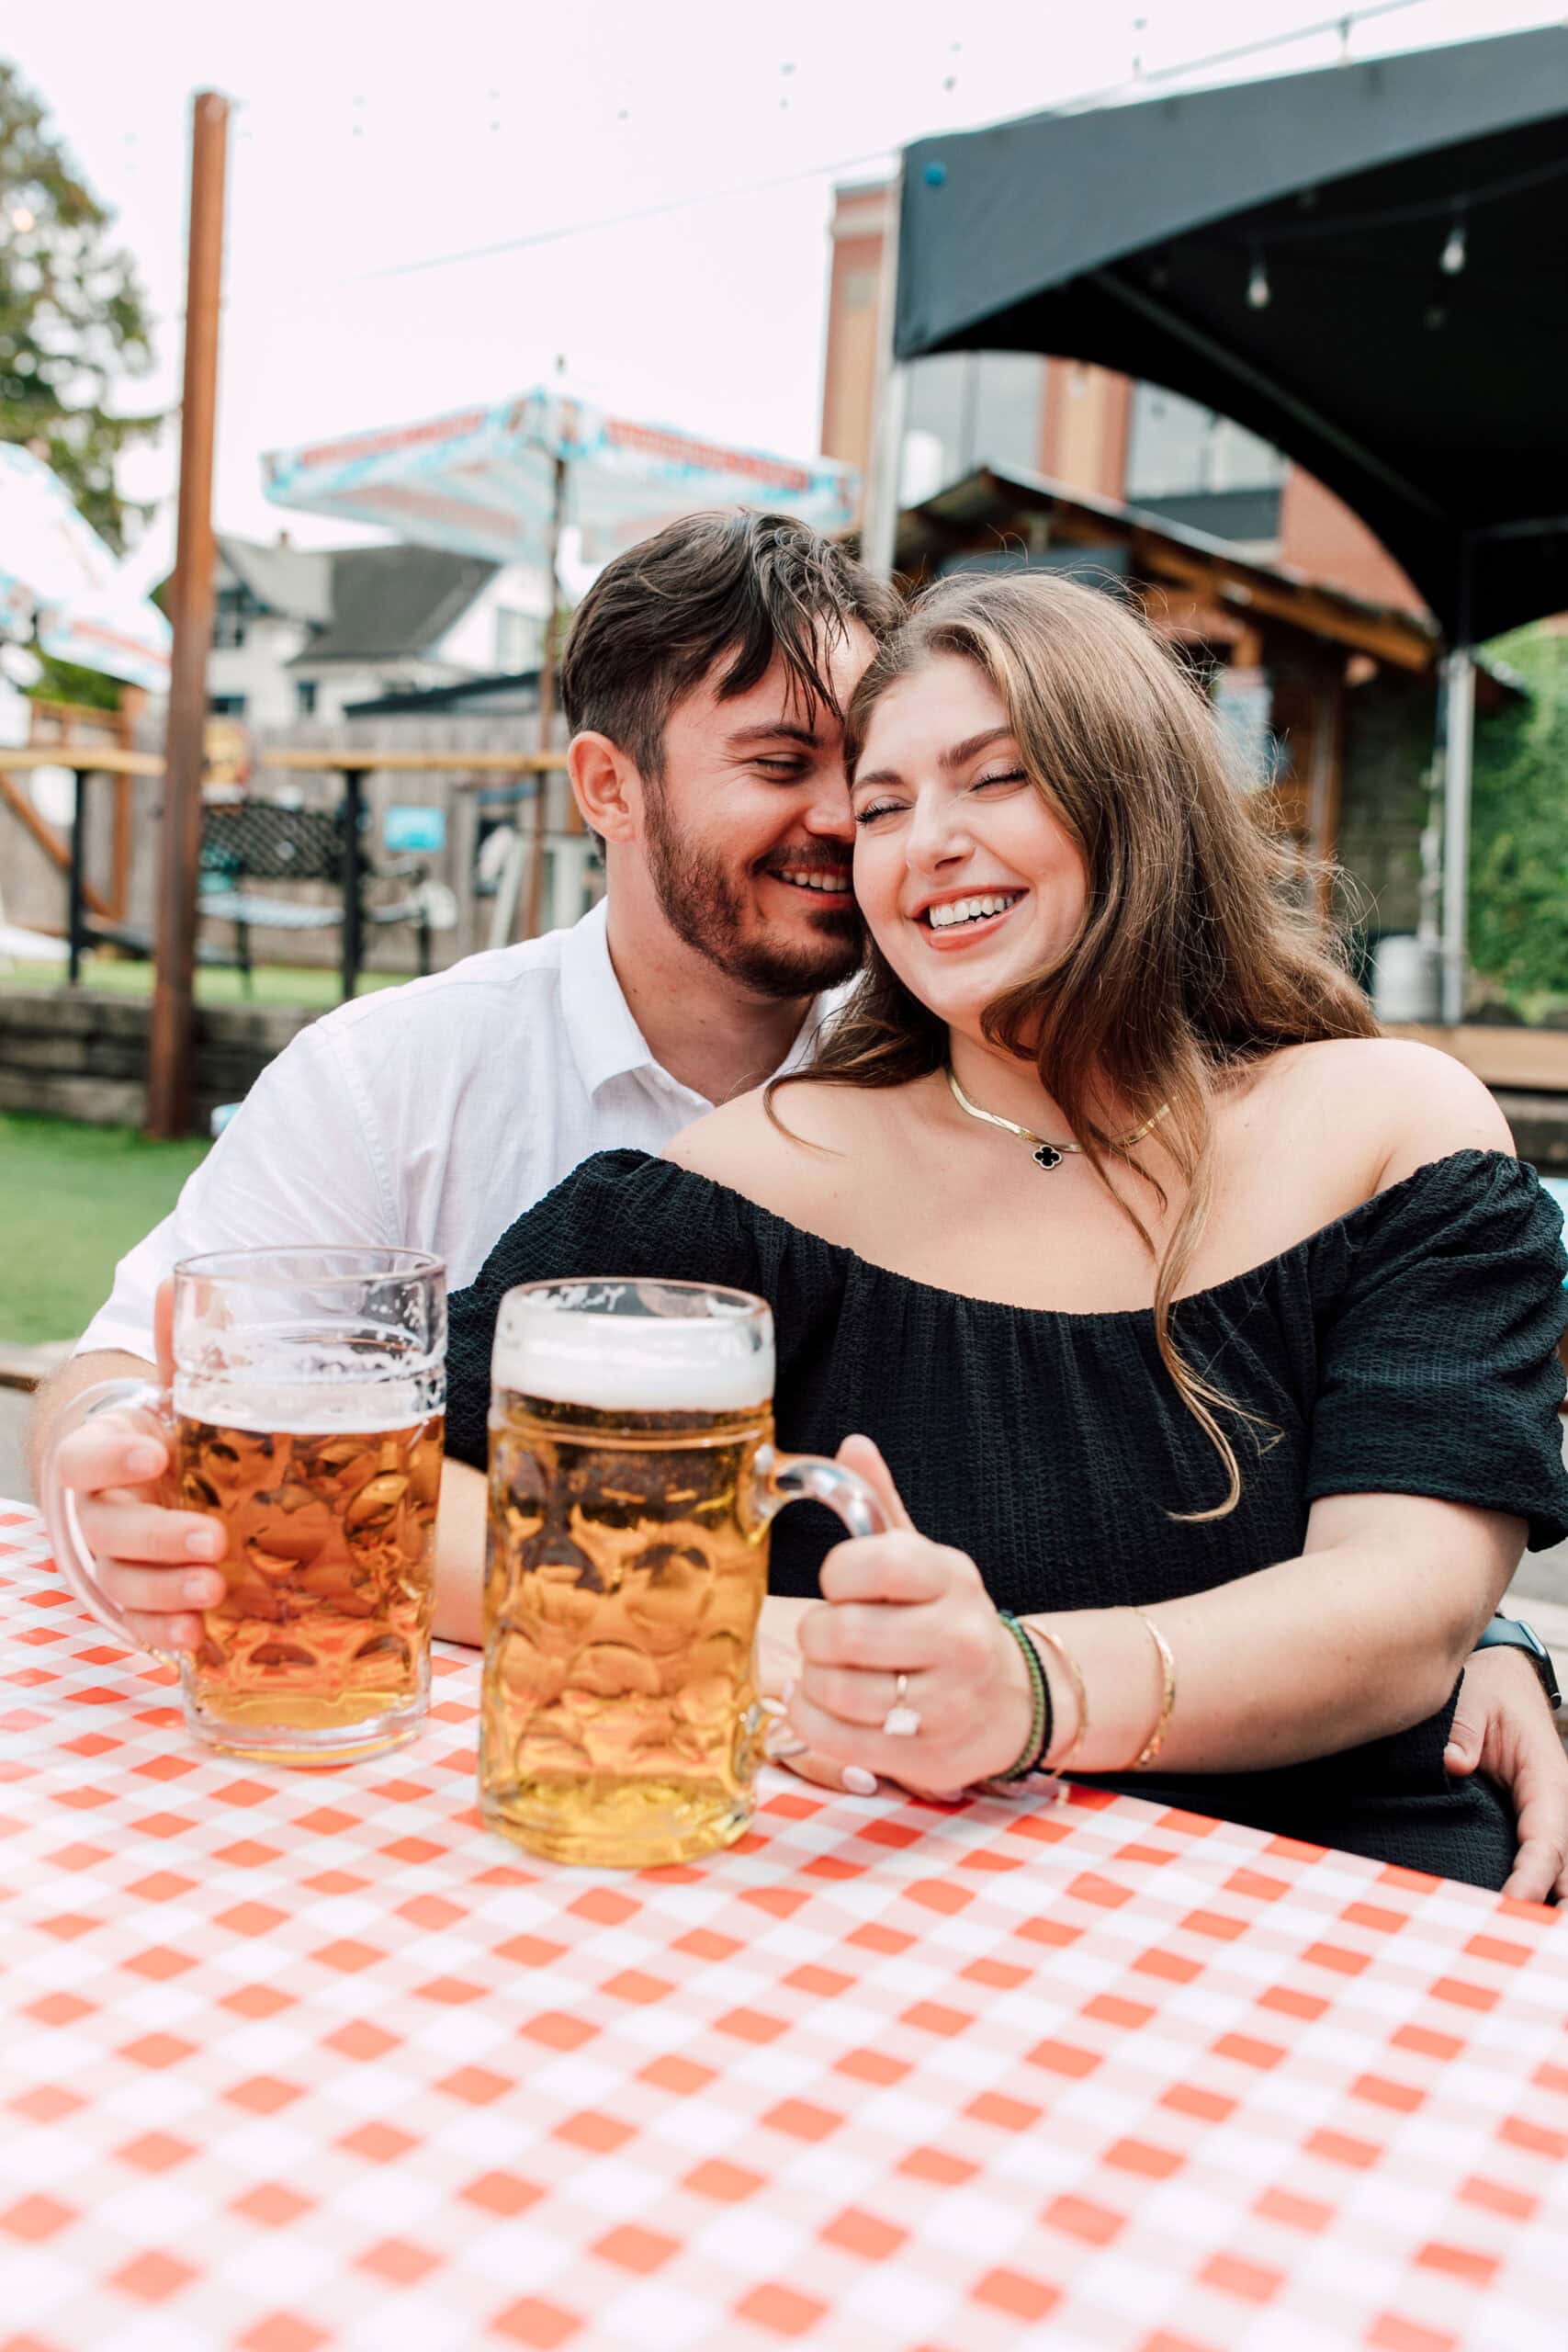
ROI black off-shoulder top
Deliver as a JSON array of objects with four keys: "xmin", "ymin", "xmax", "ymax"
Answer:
[{"xmin": 447, "ymin": 1148, "xmax": 1568, "ymax": 1891}]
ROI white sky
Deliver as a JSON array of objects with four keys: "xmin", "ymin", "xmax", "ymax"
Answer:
[{"xmin": 7, "ymin": 0, "xmax": 1559, "ymax": 591}]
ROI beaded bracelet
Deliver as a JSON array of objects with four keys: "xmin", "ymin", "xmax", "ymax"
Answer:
[
  {"xmin": 994, "ymin": 1611, "xmax": 1053, "ymax": 1781},
  {"xmin": 1026, "ymin": 1623, "xmax": 1090, "ymax": 1793}
]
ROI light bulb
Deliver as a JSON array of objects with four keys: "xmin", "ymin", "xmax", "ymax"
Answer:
[
  {"xmin": 1247, "ymin": 256, "xmax": 1270, "ymax": 310},
  {"xmin": 1440, "ymin": 220, "xmax": 1467, "ymax": 277}
]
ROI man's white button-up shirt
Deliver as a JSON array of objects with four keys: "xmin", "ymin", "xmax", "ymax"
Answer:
[{"xmin": 80, "ymin": 901, "xmax": 838, "ymax": 1363}]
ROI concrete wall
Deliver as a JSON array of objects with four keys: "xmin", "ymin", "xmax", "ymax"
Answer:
[{"xmin": 0, "ymin": 990, "xmax": 315, "ymax": 1130}]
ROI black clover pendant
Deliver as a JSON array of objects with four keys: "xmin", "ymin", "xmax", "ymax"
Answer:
[{"xmin": 1032, "ymin": 1144, "xmax": 1064, "ymax": 1171}]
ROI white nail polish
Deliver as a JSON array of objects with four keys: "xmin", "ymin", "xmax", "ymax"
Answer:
[{"xmin": 841, "ymin": 1766, "xmax": 878, "ymax": 1796}]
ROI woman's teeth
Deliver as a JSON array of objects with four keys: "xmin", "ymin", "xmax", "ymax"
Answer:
[{"xmin": 927, "ymin": 892, "xmax": 1021, "ymax": 930}]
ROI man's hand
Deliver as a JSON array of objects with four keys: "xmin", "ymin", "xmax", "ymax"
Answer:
[
  {"xmin": 1447, "ymin": 1645, "xmax": 1568, "ymax": 1903},
  {"xmin": 35, "ymin": 1282, "xmax": 223, "ymax": 1655}
]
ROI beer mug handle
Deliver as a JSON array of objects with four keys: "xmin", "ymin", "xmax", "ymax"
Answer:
[
  {"xmin": 753, "ymin": 1446, "xmax": 886, "ymax": 1541},
  {"xmin": 39, "ymin": 1378, "xmax": 178, "ymax": 1657}
]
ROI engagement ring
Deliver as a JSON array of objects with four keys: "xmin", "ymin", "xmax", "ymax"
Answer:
[{"xmin": 881, "ymin": 1672, "xmax": 921, "ymax": 1738}]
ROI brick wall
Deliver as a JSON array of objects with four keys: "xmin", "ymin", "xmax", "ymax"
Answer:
[{"xmin": 0, "ymin": 992, "xmax": 314, "ymax": 1130}]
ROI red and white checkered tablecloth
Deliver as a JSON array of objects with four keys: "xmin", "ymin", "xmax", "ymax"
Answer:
[{"xmin": 2, "ymin": 1500, "xmax": 1566, "ymax": 2352}]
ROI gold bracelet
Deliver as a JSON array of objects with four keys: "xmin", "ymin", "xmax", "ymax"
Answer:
[
  {"xmin": 1026, "ymin": 1623, "xmax": 1089, "ymax": 1792},
  {"xmin": 1121, "ymin": 1610, "xmax": 1177, "ymax": 1770}
]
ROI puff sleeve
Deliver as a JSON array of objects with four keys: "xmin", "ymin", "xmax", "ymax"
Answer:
[{"xmin": 1304, "ymin": 1151, "xmax": 1568, "ymax": 1549}]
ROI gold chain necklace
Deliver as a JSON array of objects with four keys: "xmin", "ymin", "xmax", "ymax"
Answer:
[{"xmin": 945, "ymin": 1065, "xmax": 1169, "ymax": 1172}]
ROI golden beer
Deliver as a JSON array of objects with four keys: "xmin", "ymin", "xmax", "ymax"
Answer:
[
  {"xmin": 480, "ymin": 1279, "xmax": 883, "ymax": 1868},
  {"xmin": 43, "ymin": 1246, "xmax": 446, "ymax": 1766},
  {"xmin": 483, "ymin": 1391, "xmax": 768, "ymax": 1865},
  {"xmin": 173, "ymin": 1412, "xmax": 443, "ymax": 1754}
]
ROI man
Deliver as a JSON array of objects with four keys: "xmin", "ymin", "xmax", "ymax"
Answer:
[{"xmin": 31, "ymin": 509, "xmax": 1568, "ymax": 1895}]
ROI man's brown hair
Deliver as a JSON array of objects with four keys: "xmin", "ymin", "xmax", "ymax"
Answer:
[{"xmin": 559, "ymin": 508, "xmax": 903, "ymax": 779}]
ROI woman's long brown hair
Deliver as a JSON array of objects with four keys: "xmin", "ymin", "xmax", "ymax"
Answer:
[{"xmin": 774, "ymin": 571, "xmax": 1379, "ymax": 1518}]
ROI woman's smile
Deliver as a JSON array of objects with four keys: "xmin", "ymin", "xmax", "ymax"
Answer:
[{"xmin": 911, "ymin": 887, "xmax": 1029, "ymax": 951}]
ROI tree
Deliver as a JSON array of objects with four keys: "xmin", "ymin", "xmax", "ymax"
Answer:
[
  {"xmin": 0, "ymin": 58, "xmax": 159, "ymax": 554},
  {"xmin": 1469, "ymin": 625, "xmax": 1568, "ymax": 1011}
]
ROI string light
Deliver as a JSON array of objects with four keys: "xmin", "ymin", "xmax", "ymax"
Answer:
[
  {"xmin": 9, "ymin": 207, "xmax": 34, "ymax": 232},
  {"xmin": 1247, "ymin": 250, "xmax": 1270, "ymax": 309},
  {"xmin": 1440, "ymin": 209, "xmax": 1467, "ymax": 276}
]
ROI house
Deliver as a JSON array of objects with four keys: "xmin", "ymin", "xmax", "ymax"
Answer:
[{"xmin": 200, "ymin": 537, "xmax": 547, "ymax": 728}]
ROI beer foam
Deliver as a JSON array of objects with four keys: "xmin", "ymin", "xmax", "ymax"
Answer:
[
  {"xmin": 492, "ymin": 1281, "xmax": 773, "ymax": 1412},
  {"xmin": 174, "ymin": 1384, "xmax": 436, "ymax": 1435},
  {"xmin": 175, "ymin": 1343, "xmax": 443, "ymax": 1434}
]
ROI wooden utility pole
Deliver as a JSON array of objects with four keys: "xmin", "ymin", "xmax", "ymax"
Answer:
[
  {"xmin": 523, "ymin": 446, "xmax": 569, "ymax": 941},
  {"xmin": 146, "ymin": 91, "xmax": 228, "ymax": 1138}
]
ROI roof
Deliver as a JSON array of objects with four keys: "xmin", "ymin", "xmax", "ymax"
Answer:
[
  {"xmin": 288, "ymin": 545, "xmax": 500, "ymax": 667},
  {"xmin": 344, "ymin": 668, "xmax": 541, "ymax": 717},
  {"xmin": 216, "ymin": 536, "xmax": 333, "ymax": 627},
  {"xmin": 894, "ymin": 26, "xmax": 1568, "ymax": 639},
  {"xmin": 897, "ymin": 463, "xmax": 1448, "ymax": 670}
]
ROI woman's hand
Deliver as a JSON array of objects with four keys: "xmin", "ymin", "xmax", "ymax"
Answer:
[{"xmin": 777, "ymin": 1436, "xmax": 1036, "ymax": 1798}]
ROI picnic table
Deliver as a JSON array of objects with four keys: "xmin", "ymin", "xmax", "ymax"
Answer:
[{"xmin": 2, "ymin": 1498, "xmax": 1565, "ymax": 2352}]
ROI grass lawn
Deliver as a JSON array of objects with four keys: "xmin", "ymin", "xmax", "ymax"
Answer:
[
  {"xmin": 2, "ymin": 956, "xmax": 400, "ymax": 1009},
  {"xmin": 0, "ymin": 1113, "xmax": 209, "ymax": 1346}
]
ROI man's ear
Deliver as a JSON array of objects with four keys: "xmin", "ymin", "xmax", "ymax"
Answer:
[{"xmin": 568, "ymin": 731, "xmax": 642, "ymax": 844}]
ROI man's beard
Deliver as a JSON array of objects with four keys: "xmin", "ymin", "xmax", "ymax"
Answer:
[{"xmin": 644, "ymin": 789, "xmax": 864, "ymax": 1000}]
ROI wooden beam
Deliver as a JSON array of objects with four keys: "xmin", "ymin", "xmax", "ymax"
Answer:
[
  {"xmin": 1135, "ymin": 539, "xmax": 1435, "ymax": 673},
  {"xmin": 110, "ymin": 775, "xmax": 132, "ymax": 922},
  {"xmin": 257, "ymin": 748, "xmax": 570, "ymax": 775},
  {"xmin": 0, "ymin": 747, "xmax": 164, "ymax": 776},
  {"xmin": 147, "ymin": 88, "xmax": 228, "ymax": 1141}
]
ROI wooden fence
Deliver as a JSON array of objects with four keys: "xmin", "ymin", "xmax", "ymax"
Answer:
[{"xmin": 0, "ymin": 712, "xmax": 596, "ymax": 978}]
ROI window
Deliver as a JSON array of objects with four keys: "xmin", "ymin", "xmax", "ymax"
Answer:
[
  {"xmin": 1125, "ymin": 385, "xmax": 1285, "ymax": 500},
  {"xmin": 209, "ymin": 693, "xmax": 248, "ymax": 718},
  {"xmin": 902, "ymin": 352, "xmax": 1047, "ymax": 499},
  {"xmin": 295, "ymin": 680, "xmax": 318, "ymax": 716},
  {"xmin": 494, "ymin": 607, "xmax": 534, "ymax": 673},
  {"xmin": 212, "ymin": 580, "xmax": 256, "ymax": 650}
]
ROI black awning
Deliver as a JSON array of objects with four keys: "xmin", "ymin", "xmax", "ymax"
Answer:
[{"xmin": 895, "ymin": 27, "xmax": 1568, "ymax": 641}]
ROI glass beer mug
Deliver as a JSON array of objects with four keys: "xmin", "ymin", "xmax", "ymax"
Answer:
[
  {"xmin": 42, "ymin": 1249, "xmax": 446, "ymax": 1766},
  {"xmin": 482, "ymin": 1278, "xmax": 886, "ymax": 1867}
]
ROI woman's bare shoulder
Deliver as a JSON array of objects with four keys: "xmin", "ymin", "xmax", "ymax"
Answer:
[
  {"xmin": 660, "ymin": 1080, "xmax": 881, "ymax": 1227},
  {"xmin": 1246, "ymin": 1037, "xmax": 1513, "ymax": 1183}
]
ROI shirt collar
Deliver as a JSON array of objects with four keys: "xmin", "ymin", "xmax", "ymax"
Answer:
[
  {"xmin": 559, "ymin": 899, "xmax": 663, "ymax": 1096},
  {"xmin": 559, "ymin": 899, "xmax": 851, "ymax": 1105}
]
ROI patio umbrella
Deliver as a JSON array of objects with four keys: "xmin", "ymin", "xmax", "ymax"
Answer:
[
  {"xmin": 886, "ymin": 24, "xmax": 1568, "ymax": 1017},
  {"xmin": 261, "ymin": 388, "xmax": 859, "ymax": 571},
  {"xmin": 0, "ymin": 442, "xmax": 172, "ymax": 693}
]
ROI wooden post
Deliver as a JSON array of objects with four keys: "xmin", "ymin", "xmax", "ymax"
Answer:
[
  {"xmin": 523, "ymin": 448, "xmax": 569, "ymax": 941},
  {"xmin": 146, "ymin": 91, "xmax": 228, "ymax": 1138},
  {"xmin": 67, "ymin": 766, "xmax": 89, "ymax": 985}
]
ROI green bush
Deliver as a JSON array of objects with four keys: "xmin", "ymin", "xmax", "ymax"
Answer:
[{"xmin": 1470, "ymin": 626, "xmax": 1568, "ymax": 1006}]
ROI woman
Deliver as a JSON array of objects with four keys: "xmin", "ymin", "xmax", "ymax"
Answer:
[{"xmin": 446, "ymin": 573, "xmax": 1568, "ymax": 1888}]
